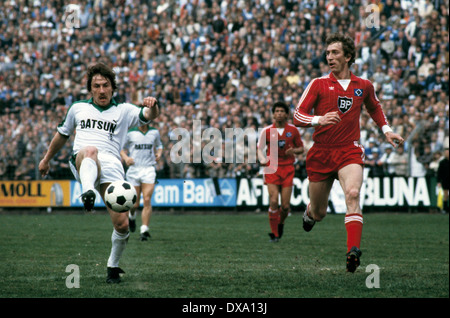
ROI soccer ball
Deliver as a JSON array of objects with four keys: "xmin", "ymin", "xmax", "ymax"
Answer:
[{"xmin": 105, "ymin": 181, "xmax": 137, "ymax": 213}]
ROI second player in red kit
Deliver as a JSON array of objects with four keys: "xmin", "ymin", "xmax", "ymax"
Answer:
[{"xmin": 258, "ymin": 102, "xmax": 304, "ymax": 242}]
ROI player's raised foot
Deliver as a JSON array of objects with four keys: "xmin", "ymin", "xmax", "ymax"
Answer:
[
  {"xmin": 80, "ymin": 190, "xmax": 96, "ymax": 212},
  {"xmin": 268, "ymin": 233, "xmax": 279, "ymax": 243},
  {"xmin": 278, "ymin": 223, "xmax": 284, "ymax": 238},
  {"xmin": 139, "ymin": 231, "xmax": 151, "ymax": 241},
  {"xmin": 302, "ymin": 204, "xmax": 315, "ymax": 232},
  {"xmin": 129, "ymin": 218, "xmax": 136, "ymax": 232},
  {"xmin": 346, "ymin": 246, "xmax": 362, "ymax": 273},
  {"xmin": 106, "ymin": 267, "xmax": 125, "ymax": 284}
]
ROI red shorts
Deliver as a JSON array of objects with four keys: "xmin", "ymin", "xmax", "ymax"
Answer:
[
  {"xmin": 306, "ymin": 142, "xmax": 365, "ymax": 182},
  {"xmin": 264, "ymin": 164, "xmax": 295, "ymax": 188}
]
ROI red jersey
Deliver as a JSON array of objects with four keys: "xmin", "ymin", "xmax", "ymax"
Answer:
[
  {"xmin": 293, "ymin": 72, "xmax": 389, "ymax": 144},
  {"xmin": 258, "ymin": 123, "xmax": 303, "ymax": 167}
]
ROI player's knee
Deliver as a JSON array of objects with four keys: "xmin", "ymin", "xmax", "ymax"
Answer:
[
  {"xmin": 143, "ymin": 198, "xmax": 151, "ymax": 206},
  {"xmin": 315, "ymin": 210, "xmax": 327, "ymax": 221},
  {"xmin": 83, "ymin": 146, "xmax": 99, "ymax": 158},
  {"xmin": 345, "ymin": 187, "xmax": 360, "ymax": 202},
  {"xmin": 269, "ymin": 200, "xmax": 278, "ymax": 209},
  {"xmin": 310, "ymin": 205, "xmax": 327, "ymax": 221},
  {"xmin": 114, "ymin": 218, "xmax": 129, "ymax": 233}
]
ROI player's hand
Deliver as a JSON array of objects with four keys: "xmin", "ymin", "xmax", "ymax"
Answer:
[
  {"xmin": 318, "ymin": 111, "xmax": 341, "ymax": 126},
  {"xmin": 142, "ymin": 96, "xmax": 159, "ymax": 120},
  {"xmin": 285, "ymin": 147, "xmax": 296, "ymax": 156},
  {"xmin": 142, "ymin": 96, "xmax": 158, "ymax": 108},
  {"xmin": 125, "ymin": 157, "xmax": 135, "ymax": 166},
  {"xmin": 259, "ymin": 157, "xmax": 269, "ymax": 166},
  {"xmin": 385, "ymin": 131, "xmax": 405, "ymax": 148},
  {"xmin": 38, "ymin": 159, "xmax": 50, "ymax": 177}
]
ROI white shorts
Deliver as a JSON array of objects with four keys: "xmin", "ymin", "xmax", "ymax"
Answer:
[
  {"xmin": 125, "ymin": 165, "xmax": 157, "ymax": 186},
  {"xmin": 69, "ymin": 152, "xmax": 125, "ymax": 188}
]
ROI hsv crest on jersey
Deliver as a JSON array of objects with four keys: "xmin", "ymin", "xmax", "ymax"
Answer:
[
  {"xmin": 354, "ymin": 89, "xmax": 363, "ymax": 96},
  {"xmin": 337, "ymin": 96, "xmax": 353, "ymax": 113}
]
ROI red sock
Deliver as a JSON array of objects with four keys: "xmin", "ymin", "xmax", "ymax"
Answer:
[
  {"xmin": 268, "ymin": 208, "xmax": 280, "ymax": 237},
  {"xmin": 344, "ymin": 214, "xmax": 363, "ymax": 252}
]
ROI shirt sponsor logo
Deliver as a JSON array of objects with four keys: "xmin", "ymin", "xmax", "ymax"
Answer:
[
  {"xmin": 79, "ymin": 119, "xmax": 117, "ymax": 134},
  {"xmin": 134, "ymin": 144, "xmax": 153, "ymax": 150},
  {"xmin": 337, "ymin": 96, "xmax": 353, "ymax": 113}
]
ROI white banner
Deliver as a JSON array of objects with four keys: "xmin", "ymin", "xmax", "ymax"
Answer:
[{"xmin": 236, "ymin": 170, "xmax": 432, "ymax": 212}]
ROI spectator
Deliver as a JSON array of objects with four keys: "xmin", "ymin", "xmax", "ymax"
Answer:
[
  {"xmin": 378, "ymin": 144, "xmax": 396, "ymax": 176},
  {"xmin": 388, "ymin": 145, "xmax": 409, "ymax": 176},
  {"xmin": 14, "ymin": 158, "xmax": 35, "ymax": 181},
  {"xmin": 428, "ymin": 150, "xmax": 443, "ymax": 175},
  {"xmin": 437, "ymin": 147, "xmax": 449, "ymax": 213},
  {"xmin": 0, "ymin": 0, "xmax": 447, "ymax": 183},
  {"xmin": 365, "ymin": 149, "xmax": 386, "ymax": 177},
  {"xmin": 410, "ymin": 147, "xmax": 427, "ymax": 177},
  {"xmin": 418, "ymin": 144, "xmax": 434, "ymax": 176}
]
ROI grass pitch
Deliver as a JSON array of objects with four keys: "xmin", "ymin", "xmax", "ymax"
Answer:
[{"xmin": 0, "ymin": 211, "xmax": 448, "ymax": 299}]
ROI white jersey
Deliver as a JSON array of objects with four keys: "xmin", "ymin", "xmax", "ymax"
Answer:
[
  {"xmin": 123, "ymin": 126, "xmax": 163, "ymax": 166},
  {"xmin": 57, "ymin": 98, "xmax": 150, "ymax": 160}
]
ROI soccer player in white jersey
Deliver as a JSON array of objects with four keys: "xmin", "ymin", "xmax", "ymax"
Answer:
[
  {"xmin": 38, "ymin": 63, "xmax": 159, "ymax": 283},
  {"xmin": 120, "ymin": 124, "xmax": 163, "ymax": 241}
]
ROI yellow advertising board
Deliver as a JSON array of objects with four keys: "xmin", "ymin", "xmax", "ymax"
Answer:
[{"xmin": 0, "ymin": 180, "xmax": 72, "ymax": 207}]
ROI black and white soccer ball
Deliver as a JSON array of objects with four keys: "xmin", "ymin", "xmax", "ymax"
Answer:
[{"xmin": 105, "ymin": 181, "xmax": 137, "ymax": 213}]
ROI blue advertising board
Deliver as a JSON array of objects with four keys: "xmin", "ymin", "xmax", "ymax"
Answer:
[
  {"xmin": 69, "ymin": 178, "xmax": 237, "ymax": 208},
  {"xmin": 151, "ymin": 178, "xmax": 236, "ymax": 207}
]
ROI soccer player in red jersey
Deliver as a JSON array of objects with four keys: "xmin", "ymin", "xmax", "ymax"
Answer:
[
  {"xmin": 293, "ymin": 33, "xmax": 404, "ymax": 272},
  {"xmin": 258, "ymin": 101, "xmax": 304, "ymax": 242}
]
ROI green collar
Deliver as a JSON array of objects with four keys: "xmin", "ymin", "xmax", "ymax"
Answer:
[{"xmin": 88, "ymin": 97, "xmax": 118, "ymax": 112}]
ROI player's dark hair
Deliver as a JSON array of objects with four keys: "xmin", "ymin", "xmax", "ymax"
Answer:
[
  {"xmin": 272, "ymin": 101, "xmax": 289, "ymax": 114},
  {"xmin": 325, "ymin": 33, "xmax": 356, "ymax": 67},
  {"xmin": 86, "ymin": 63, "xmax": 117, "ymax": 92}
]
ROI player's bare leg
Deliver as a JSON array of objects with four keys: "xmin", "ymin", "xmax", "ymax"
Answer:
[
  {"xmin": 101, "ymin": 182, "xmax": 130, "ymax": 283},
  {"xmin": 338, "ymin": 164, "xmax": 364, "ymax": 272},
  {"xmin": 139, "ymin": 183, "xmax": 155, "ymax": 241},
  {"xmin": 267, "ymin": 183, "xmax": 281, "ymax": 241},
  {"xmin": 278, "ymin": 186, "xmax": 292, "ymax": 238},
  {"xmin": 304, "ymin": 178, "xmax": 334, "ymax": 231}
]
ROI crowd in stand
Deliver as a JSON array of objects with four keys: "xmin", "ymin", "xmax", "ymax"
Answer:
[{"xmin": 0, "ymin": 0, "xmax": 448, "ymax": 185}]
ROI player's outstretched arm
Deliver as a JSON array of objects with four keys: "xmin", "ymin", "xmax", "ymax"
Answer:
[
  {"xmin": 142, "ymin": 96, "xmax": 160, "ymax": 121},
  {"xmin": 38, "ymin": 132, "xmax": 69, "ymax": 177}
]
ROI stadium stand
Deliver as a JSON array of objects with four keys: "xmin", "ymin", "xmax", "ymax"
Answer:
[{"xmin": 0, "ymin": 0, "xmax": 448, "ymax": 181}]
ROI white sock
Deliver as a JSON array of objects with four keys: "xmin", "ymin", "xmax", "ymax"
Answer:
[
  {"xmin": 129, "ymin": 211, "xmax": 136, "ymax": 220},
  {"xmin": 79, "ymin": 158, "xmax": 98, "ymax": 193},
  {"xmin": 140, "ymin": 225, "xmax": 149, "ymax": 234},
  {"xmin": 107, "ymin": 229, "xmax": 129, "ymax": 268}
]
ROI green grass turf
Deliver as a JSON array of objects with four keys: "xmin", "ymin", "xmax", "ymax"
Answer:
[{"xmin": 0, "ymin": 212, "xmax": 448, "ymax": 298}]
